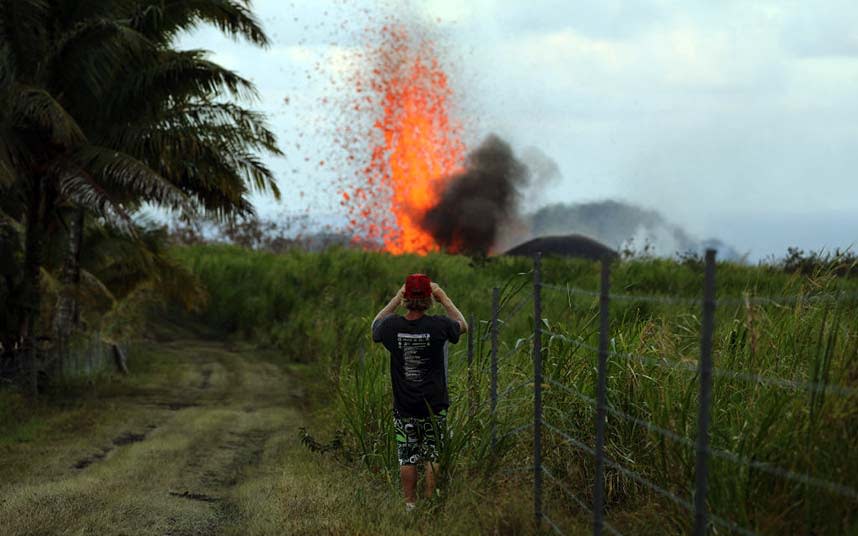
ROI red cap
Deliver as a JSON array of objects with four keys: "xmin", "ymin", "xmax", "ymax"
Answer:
[{"xmin": 404, "ymin": 273, "xmax": 432, "ymax": 299}]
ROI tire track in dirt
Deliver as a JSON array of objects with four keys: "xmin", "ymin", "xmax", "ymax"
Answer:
[{"xmin": 0, "ymin": 339, "xmax": 300, "ymax": 536}]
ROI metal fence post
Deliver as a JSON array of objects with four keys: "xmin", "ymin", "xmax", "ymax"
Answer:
[
  {"xmin": 491, "ymin": 288, "xmax": 500, "ymax": 450},
  {"xmin": 694, "ymin": 249, "xmax": 717, "ymax": 536},
  {"xmin": 593, "ymin": 257, "xmax": 611, "ymax": 536},
  {"xmin": 533, "ymin": 253, "xmax": 543, "ymax": 527},
  {"xmin": 467, "ymin": 313, "xmax": 475, "ymax": 417}
]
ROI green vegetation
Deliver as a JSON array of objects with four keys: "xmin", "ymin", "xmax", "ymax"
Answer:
[
  {"xmin": 179, "ymin": 244, "xmax": 858, "ymax": 534},
  {"xmin": 0, "ymin": 0, "xmax": 279, "ymax": 395},
  {"xmin": 0, "ymin": 329, "xmax": 558, "ymax": 535}
]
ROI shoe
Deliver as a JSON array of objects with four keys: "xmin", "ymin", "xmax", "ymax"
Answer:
[{"xmin": 405, "ymin": 502, "xmax": 417, "ymax": 513}]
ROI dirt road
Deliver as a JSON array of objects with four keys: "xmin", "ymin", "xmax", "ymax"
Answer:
[{"xmin": 0, "ymin": 338, "xmax": 310, "ymax": 535}]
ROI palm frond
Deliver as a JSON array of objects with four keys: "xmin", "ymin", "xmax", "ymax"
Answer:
[
  {"xmin": 173, "ymin": 154, "xmax": 256, "ymax": 220},
  {"xmin": 82, "ymin": 221, "xmax": 206, "ymax": 311},
  {"xmin": 103, "ymin": 49, "xmax": 259, "ymax": 127},
  {"xmin": 54, "ymin": 165, "xmax": 134, "ymax": 232},
  {"xmin": 176, "ymin": 101, "xmax": 281, "ymax": 154},
  {"xmin": 13, "ymin": 84, "xmax": 87, "ymax": 148},
  {"xmin": 0, "ymin": 119, "xmax": 19, "ymax": 188},
  {"xmin": 131, "ymin": 0, "xmax": 270, "ymax": 47},
  {"xmin": 0, "ymin": 42, "xmax": 14, "ymax": 94},
  {"xmin": 48, "ymin": 17, "xmax": 151, "ymax": 103},
  {"xmin": 53, "ymin": 0, "xmax": 138, "ymax": 26},
  {"xmin": 0, "ymin": 155, "xmax": 16, "ymax": 188},
  {"xmin": 72, "ymin": 145, "xmax": 194, "ymax": 216},
  {"xmin": 0, "ymin": 206, "xmax": 23, "ymax": 232},
  {"xmin": 0, "ymin": 44, "xmax": 21, "ymax": 187},
  {"xmin": 222, "ymin": 149, "xmax": 280, "ymax": 198},
  {"xmin": 104, "ymin": 100, "xmax": 280, "ymax": 165},
  {"xmin": 0, "ymin": 0, "xmax": 49, "ymax": 77},
  {"xmin": 78, "ymin": 268, "xmax": 116, "ymax": 304}
]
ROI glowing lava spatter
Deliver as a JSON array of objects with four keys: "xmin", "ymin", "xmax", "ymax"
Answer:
[{"xmin": 342, "ymin": 24, "xmax": 464, "ymax": 254}]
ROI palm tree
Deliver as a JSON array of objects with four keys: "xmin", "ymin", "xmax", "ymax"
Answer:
[
  {"xmin": 52, "ymin": 1, "xmax": 282, "ymax": 376},
  {"xmin": 0, "ymin": 0, "xmax": 168, "ymax": 393},
  {"xmin": 0, "ymin": 0, "xmax": 282, "ymax": 393}
]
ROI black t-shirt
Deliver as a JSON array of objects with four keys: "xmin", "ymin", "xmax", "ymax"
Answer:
[{"xmin": 372, "ymin": 314, "xmax": 461, "ymax": 417}]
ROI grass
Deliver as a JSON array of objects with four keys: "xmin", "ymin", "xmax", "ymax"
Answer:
[
  {"xmin": 176, "ymin": 244, "xmax": 858, "ymax": 535},
  {"xmin": 0, "ymin": 324, "xmax": 571, "ymax": 535}
]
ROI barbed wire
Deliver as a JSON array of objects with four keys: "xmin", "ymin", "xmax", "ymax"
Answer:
[
  {"xmin": 543, "ymin": 422, "xmax": 757, "ymax": 536},
  {"xmin": 543, "ymin": 283, "xmax": 701, "ymax": 305},
  {"xmin": 495, "ymin": 395, "xmax": 534, "ymax": 407},
  {"xmin": 546, "ymin": 377, "xmax": 596, "ymax": 405},
  {"xmin": 545, "ymin": 377, "xmax": 858, "ymax": 499},
  {"xmin": 600, "ymin": 456, "xmax": 757, "ymax": 536},
  {"xmin": 542, "ymin": 283, "xmax": 858, "ymax": 308},
  {"xmin": 543, "ymin": 513, "xmax": 565, "ymax": 536},
  {"xmin": 498, "ymin": 422, "xmax": 533, "ymax": 441},
  {"xmin": 543, "ymin": 466, "xmax": 625, "ymax": 536},
  {"xmin": 544, "ymin": 421, "xmax": 597, "ymax": 457},
  {"xmin": 504, "ymin": 336, "xmax": 535, "ymax": 358},
  {"xmin": 496, "ymin": 465, "xmax": 533, "ymax": 477},
  {"xmin": 501, "ymin": 294, "xmax": 533, "ymax": 325},
  {"xmin": 496, "ymin": 379, "xmax": 531, "ymax": 401},
  {"xmin": 719, "ymin": 292, "xmax": 858, "ymax": 307},
  {"xmin": 543, "ymin": 331, "xmax": 858, "ymax": 398}
]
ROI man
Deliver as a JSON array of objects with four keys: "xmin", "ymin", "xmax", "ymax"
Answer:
[{"xmin": 371, "ymin": 273, "xmax": 468, "ymax": 511}]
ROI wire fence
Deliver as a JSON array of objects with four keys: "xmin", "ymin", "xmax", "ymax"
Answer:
[{"xmin": 472, "ymin": 250, "xmax": 857, "ymax": 535}]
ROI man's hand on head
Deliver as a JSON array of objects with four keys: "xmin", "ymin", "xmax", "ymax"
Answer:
[
  {"xmin": 430, "ymin": 282, "xmax": 446, "ymax": 301},
  {"xmin": 373, "ymin": 285, "xmax": 407, "ymax": 330},
  {"xmin": 430, "ymin": 283, "xmax": 467, "ymax": 333}
]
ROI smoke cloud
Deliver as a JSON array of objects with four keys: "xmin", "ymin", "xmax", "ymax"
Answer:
[
  {"xmin": 518, "ymin": 146, "xmax": 562, "ymax": 212},
  {"xmin": 421, "ymin": 135, "xmax": 529, "ymax": 254},
  {"xmin": 528, "ymin": 201, "xmax": 743, "ymax": 260},
  {"xmin": 419, "ymin": 135, "xmax": 740, "ymax": 260}
]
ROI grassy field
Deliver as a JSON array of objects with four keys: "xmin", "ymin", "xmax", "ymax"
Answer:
[
  {"xmin": 2, "ymin": 246, "xmax": 855, "ymax": 534},
  {"xmin": 0, "ymin": 323, "xmax": 562, "ymax": 534},
  {"xmin": 175, "ymin": 245, "xmax": 858, "ymax": 535}
]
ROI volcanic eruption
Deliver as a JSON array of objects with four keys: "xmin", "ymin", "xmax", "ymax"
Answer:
[
  {"xmin": 339, "ymin": 23, "xmax": 464, "ymax": 255},
  {"xmin": 336, "ymin": 16, "xmax": 613, "ymax": 258}
]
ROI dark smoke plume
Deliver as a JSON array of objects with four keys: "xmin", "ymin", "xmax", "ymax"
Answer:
[{"xmin": 421, "ymin": 135, "xmax": 528, "ymax": 254}]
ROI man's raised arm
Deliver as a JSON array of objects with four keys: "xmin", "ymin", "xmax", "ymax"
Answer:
[
  {"xmin": 431, "ymin": 283, "xmax": 468, "ymax": 333},
  {"xmin": 372, "ymin": 285, "xmax": 405, "ymax": 329}
]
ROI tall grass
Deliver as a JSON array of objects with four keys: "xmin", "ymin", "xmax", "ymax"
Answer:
[{"xmin": 178, "ymin": 245, "xmax": 858, "ymax": 534}]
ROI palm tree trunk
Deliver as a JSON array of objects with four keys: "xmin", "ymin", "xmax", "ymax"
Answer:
[
  {"xmin": 53, "ymin": 208, "xmax": 85, "ymax": 379},
  {"xmin": 21, "ymin": 177, "xmax": 45, "ymax": 397}
]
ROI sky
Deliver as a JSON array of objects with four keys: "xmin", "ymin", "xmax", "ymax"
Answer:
[{"xmin": 176, "ymin": 0, "xmax": 858, "ymax": 261}]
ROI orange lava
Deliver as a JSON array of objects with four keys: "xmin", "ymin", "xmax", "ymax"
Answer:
[{"xmin": 343, "ymin": 25, "xmax": 464, "ymax": 254}]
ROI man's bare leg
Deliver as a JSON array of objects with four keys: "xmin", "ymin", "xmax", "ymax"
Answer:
[
  {"xmin": 400, "ymin": 465, "xmax": 418, "ymax": 506},
  {"xmin": 424, "ymin": 462, "xmax": 440, "ymax": 498}
]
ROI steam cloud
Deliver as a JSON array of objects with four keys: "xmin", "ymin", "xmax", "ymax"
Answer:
[
  {"xmin": 419, "ymin": 134, "xmax": 739, "ymax": 260},
  {"xmin": 421, "ymin": 135, "xmax": 529, "ymax": 254},
  {"xmin": 528, "ymin": 201, "xmax": 742, "ymax": 260}
]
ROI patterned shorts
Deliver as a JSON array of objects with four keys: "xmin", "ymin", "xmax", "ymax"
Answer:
[{"xmin": 394, "ymin": 409, "xmax": 447, "ymax": 466}]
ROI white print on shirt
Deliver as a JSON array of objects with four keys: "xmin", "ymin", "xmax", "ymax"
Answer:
[{"xmin": 397, "ymin": 333, "xmax": 431, "ymax": 382}]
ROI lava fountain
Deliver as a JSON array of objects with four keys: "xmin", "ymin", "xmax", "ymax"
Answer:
[{"xmin": 342, "ymin": 24, "xmax": 465, "ymax": 254}]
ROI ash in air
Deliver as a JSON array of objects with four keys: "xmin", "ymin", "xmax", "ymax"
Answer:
[{"xmin": 420, "ymin": 135, "xmax": 529, "ymax": 255}]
